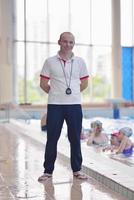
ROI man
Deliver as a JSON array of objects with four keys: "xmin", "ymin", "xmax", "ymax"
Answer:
[{"xmin": 38, "ymin": 32, "xmax": 89, "ymax": 181}]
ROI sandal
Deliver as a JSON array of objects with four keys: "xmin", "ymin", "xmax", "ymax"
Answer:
[
  {"xmin": 38, "ymin": 173, "xmax": 52, "ymax": 182},
  {"xmin": 73, "ymin": 171, "xmax": 88, "ymax": 180}
]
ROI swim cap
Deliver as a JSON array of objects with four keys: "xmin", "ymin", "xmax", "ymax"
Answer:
[
  {"xmin": 94, "ymin": 120, "xmax": 102, "ymax": 127},
  {"xmin": 119, "ymin": 127, "xmax": 133, "ymax": 137},
  {"xmin": 111, "ymin": 131, "xmax": 119, "ymax": 137}
]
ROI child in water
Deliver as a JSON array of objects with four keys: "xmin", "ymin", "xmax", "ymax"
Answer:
[
  {"xmin": 103, "ymin": 131, "xmax": 120, "ymax": 152},
  {"xmin": 87, "ymin": 120, "xmax": 108, "ymax": 146},
  {"xmin": 116, "ymin": 127, "xmax": 133, "ymax": 156}
]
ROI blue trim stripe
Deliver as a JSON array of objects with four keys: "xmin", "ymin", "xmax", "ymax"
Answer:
[{"xmin": 122, "ymin": 47, "xmax": 133, "ymax": 101}]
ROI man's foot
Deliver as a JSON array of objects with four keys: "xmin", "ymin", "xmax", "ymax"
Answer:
[
  {"xmin": 38, "ymin": 173, "xmax": 52, "ymax": 182},
  {"xmin": 73, "ymin": 171, "xmax": 88, "ymax": 180}
]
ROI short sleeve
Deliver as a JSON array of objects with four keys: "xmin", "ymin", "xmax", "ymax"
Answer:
[
  {"xmin": 79, "ymin": 58, "xmax": 89, "ymax": 80},
  {"xmin": 40, "ymin": 59, "xmax": 50, "ymax": 79}
]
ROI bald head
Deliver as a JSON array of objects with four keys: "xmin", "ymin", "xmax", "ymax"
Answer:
[
  {"xmin": 58, "ymin": 32, "xmax": 75, "ymax": 57},
  {"xmin": 59, "ymin": 32, "xmax": 75, "ymax": 42}
]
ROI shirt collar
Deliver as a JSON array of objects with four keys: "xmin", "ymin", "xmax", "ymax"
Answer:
[{"xmin": 57, "ymin": 52, "xmax": 75, "ymax": 62}]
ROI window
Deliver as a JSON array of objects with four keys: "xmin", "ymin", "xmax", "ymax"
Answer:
[
  {"xmin": 13, "ymin": 0, "xmax": 112, "ymax": 104},
  {"xmin": 121, "ymin": 0, "xmax": 134, "ymax": 46}
]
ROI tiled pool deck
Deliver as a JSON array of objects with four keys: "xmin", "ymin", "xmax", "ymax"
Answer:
[{"xmin": 4, "ymin": 119, "xmax": 134, "ymax": 200}]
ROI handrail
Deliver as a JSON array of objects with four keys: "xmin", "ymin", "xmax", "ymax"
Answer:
[
  {"xmin": 0, "ymin": 102, "xmax": 31, "ymax": 123},
  {"xmin": 0, "ymin": 103, "xmax": 10, "ymax": 123}
]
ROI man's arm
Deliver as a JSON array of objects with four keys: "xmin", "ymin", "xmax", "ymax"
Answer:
[
  {"xmin": 80, "ymin": 78, "xmax": 88, "ymax": 92},
  {"xmin": 40, "ymin": 77, "xmax": 50, "ymax": 93}
]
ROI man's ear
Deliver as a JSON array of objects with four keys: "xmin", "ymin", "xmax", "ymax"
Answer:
[{"xmin": 58, "ymin": 40, "xmax": 60, "ymax": 45}]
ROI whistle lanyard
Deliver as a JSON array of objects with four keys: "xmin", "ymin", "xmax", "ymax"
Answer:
[{"xmin": 59, "ymin": 59, "xmax": 73, "ymax": 89}]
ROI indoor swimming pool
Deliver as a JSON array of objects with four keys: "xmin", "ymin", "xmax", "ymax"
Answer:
[{"xmin": 29, "ymin": 115, "xmax": 134, "ymax": 167}]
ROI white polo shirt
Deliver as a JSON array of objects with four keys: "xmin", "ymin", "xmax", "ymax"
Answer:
[{"xmin": 40, "ymin": 54, "xmax": 89, "ymax": 104}]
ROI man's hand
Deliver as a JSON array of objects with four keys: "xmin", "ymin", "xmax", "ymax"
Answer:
[
  {"xmin": 80, "ymin": 78, "xmax": 88, "ymax": 91},
  {"xmin": 40, "ymin": 78, "xmax": 50, "ymax": 93}
]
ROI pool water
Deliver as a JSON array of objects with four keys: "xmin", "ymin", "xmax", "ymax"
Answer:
[
  {"xmin": 83, "ymin": 117, "xmax": 134, "ymax": 142},
  {"xmin": 28, "ymin": 117, "xmax": 134, "ymax": 142}
]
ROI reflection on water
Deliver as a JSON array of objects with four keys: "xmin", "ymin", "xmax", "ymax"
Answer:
[
  {"xmin": 43, "ymin": 178, "xmax": 55, "ymax": 200},
  {"xmin": 0, "ymin": 126, "xmax": 44, "ymax": 199},
  {"xmin": 42, "ymin": 176, "xmax": 127, "ymax": 200},
  {"xmin": 43, "ymin": 178, "xmax": 83, "ymax": 200},
  {"xmin": 70, "ymin": 179, "xmax": 83, "ymax": 200}
]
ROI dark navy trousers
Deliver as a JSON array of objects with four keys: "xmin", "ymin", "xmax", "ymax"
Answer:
[{"xmin": 44, "ymin": 104, "xmax": 83, "ymax": 174}]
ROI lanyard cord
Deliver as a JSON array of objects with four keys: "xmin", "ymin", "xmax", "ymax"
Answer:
[{"xmin": 59, "ymin": 59, "xmax": 73, "ymax": 88}]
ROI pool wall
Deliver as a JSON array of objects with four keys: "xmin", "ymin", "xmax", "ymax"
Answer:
[{"xmin": 17, "ymin": 105, "xmax": 134, "ymax": 120}]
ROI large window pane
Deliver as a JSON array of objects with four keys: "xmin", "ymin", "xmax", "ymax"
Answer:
[
  {"xmin": 26, "ymin": 43, "xmax": 48, "ymax": 104},
  {"xmin": 14, "ymin": 0, "xmax": 112, "ymax": 104},
  {"xmin": 15, "ymin": 42, "xmax": 25, "ymax": 103},
  {"xmin": 91, "ymin": 46, "xmax": 112, "ymax": 102},
  {"xmin": 74, "ymin": 45, "xmax": 91, "ymax": 103},
  {"xmin": 15, "ymin": 0, "xmax": 24, "ymax": 40},
  {"xmin": 49, "ymin": 0, "xmax": 69, "ymax": 42},
  {"xmin": 26, "ymin": 0, "xmax": 48, "ymax": 41},
  {"xmin": 49, "ymin": 44, "xmax": 59, "ymax": 56},
  {"xmin": 121, "ymin": 0, "xmax": 133, "ymax": 46},
  {"xmin": 91, "ymin": 0, "xmax": 111, "ymax": 45},
  {"xmin": 71, "ymin": 0, "xmax": 91, "ymax": 44}
]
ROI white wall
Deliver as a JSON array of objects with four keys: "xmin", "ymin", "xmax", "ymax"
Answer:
[{"xmin": 0, "ymin": 0, "xmax": 13, "ymax": 103}]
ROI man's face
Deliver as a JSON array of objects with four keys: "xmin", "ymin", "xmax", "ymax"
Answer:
[{"xmin": 58, "ymin": 33, "xmax": 75, "ymax": 52}]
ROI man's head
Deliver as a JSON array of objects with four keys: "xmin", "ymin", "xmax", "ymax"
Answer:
[{"xmin": 58, "ymin": 32, "xmax": 75, "ymax": 53}]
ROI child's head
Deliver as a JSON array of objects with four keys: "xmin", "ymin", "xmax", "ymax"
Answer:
[
  {"xmin": 119, "ymin": 127, "xmax": 133, "ymax": 137},
  {"xmin": 94, "ymin": 120, "xmax": 102, "ymax": 134},
  {"xmin": 118, "ymin": 127, "xmax": 133, "ymax": 139},
  {"xmin": 117, "ymin": 127, "xmax": 133, "ymax": 141}
]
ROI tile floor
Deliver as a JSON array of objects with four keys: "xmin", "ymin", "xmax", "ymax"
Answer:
[{"xmin": 0, "ymin": 123, "xmax": 128, "ymax": 200}]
